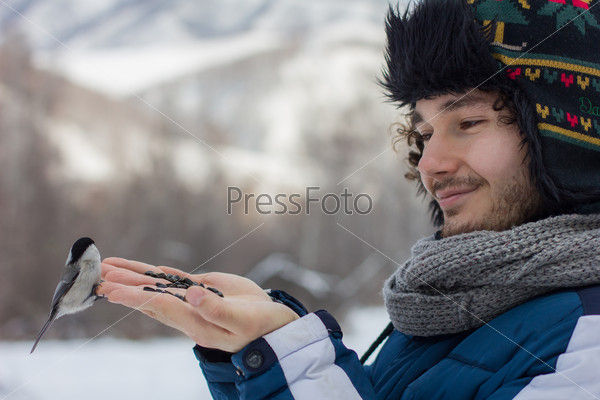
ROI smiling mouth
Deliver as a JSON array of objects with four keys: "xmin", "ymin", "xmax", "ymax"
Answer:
[{"xmin": 435, "ymin": 187, "xmax": 478, "ymax": 210}]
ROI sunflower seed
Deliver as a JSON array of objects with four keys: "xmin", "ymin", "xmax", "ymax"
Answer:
[
  {"xmin": 163, "ymin": 290, "xmax": 186, "ymax": 302},
  {"xmin": 206, "ymin": 287, "xmax": 224, "ymax": 298}
]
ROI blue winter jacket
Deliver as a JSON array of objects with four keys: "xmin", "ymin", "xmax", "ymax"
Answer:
[{"xmin": 194, "ymin": 286, "xmax": 600, "ymax": 399}]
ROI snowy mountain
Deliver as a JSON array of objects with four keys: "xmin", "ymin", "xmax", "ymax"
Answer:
[
  {"xmin": 0, "ymin": 0, "xmax": 404, "ymax": 189},
  {"xmin": 1, "ymin": 0, "xmax": 391, "ymax": 48},
  {"xmin": 1, "ymin": 0, "xmax": 392, "ymax": 95}
]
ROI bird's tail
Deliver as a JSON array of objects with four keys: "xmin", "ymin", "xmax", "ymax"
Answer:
[{"xmin": 30, "ymin": 315, "xmax": 56, "ymax": 354}]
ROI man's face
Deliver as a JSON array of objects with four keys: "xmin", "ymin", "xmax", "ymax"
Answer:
[{"xmin": 414, "ymin": 91, "xmax": 543, "ymax": 237}]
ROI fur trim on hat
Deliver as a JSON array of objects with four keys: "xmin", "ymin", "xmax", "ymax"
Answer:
[{"xmin": 381, "ymin": 0, "xmax": 508, "ymax": 108}]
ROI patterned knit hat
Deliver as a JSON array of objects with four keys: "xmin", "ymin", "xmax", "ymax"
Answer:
[{"xmin": 382, "ymin": 0, "xmax": 600, "ymax": 215}]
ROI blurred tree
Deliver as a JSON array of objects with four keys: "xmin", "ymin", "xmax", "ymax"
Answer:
[{"xmin": 0, "ymin": 32, "xmax": 64, "ymax": 338}]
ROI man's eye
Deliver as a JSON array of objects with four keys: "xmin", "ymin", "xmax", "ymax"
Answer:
[
  {"xmin": 420, "ymin": 133, "xmax": 432, "ymax": 141},
  {"xmin": 460, "ymin": 120, "xmax": 482, "ymax": 129}
]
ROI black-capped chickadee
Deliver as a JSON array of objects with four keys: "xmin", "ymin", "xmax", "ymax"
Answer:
[{"xmin": 30, "ymin": 237, "xmax": 103, "ymax": 353}]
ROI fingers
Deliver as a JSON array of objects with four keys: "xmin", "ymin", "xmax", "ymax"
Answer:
[
  {"xmin": 102, "ymin": 283, "xmax": 230, "ymax": 344},
  {"xmin": 103, "ymin": 269, "xmax": 155, "ymax": 286},
  {"xmin": 185, "ymin": 286, "xmax": 269, "ymax": 334},
  {"xmin": 108, "ymin": 283, "xmax": 168, "ymax": 309},
  {"xmin": 102, "ymin": 258, "xmax": 192, "ymax": 280},
  {"xmin": 156, "ymin": 265, "xmax": 192, "ymax": 277},
  {"xmin": 101, "ymin": 262, "xmax": 119, "ymax": 279},
  {"xmin": 102, "ymin": 257, "xmax": 160, "ymax": 274},
  {"xmin": 185, "ymin": 285, "xmax": 299, "ymax": 351},
  {"xmin": 101, "ymin": 281, "xmax": 185, "ymax": 315},
  {"xmin": 185, "ymin": 287, "xmax": 237, "ymax": 330},
  {"xmin": 96, "ymin": 280, "xmax": 147, "ymax": 301},
  {"xmin": 102, "ymin": 258, "xmax": 229, "ymax": 294},
  {"xmin": 101, "ymin": 260, "xmax": 266, "ymax": 305},
  {"xmin": 105, "ymin": 283, "xmax": 194, "ymax": 332},
  {"xmin": 190, "ymin": 272, "xmax": 267, "ymax": 299},
  {"xmin": 99, "ymin": 278, "xmax": 297, "ymax": 353},
  {"xmin": 95, "ymin": 280, "xmax": 131, "ymax": 301},
  {"xmin": 185, "ymin": 285, "xmax": 207, "ymax": 306}
]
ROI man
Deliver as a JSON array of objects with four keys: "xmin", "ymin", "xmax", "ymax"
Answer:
[
  {"xmin": 99, "ymin": 0, "xmax": 600, "ymax": 398},
  {"xmin": 410, "ymin": 90, "xmax": 544, "ymax": 237}
]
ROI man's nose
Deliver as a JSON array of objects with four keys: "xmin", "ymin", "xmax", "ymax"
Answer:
[{"xmin": 417, "ymin": 132, "xmax": 460, "ymax": 179}]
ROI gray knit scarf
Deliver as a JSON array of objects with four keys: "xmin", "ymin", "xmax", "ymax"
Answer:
[{"xmin": 383, "ymin": 213, "xmax": 600, "ymax": 337}]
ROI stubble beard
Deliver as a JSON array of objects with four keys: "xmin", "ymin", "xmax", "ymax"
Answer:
[{"xmin": 440, "ymin": 170, "xmax": 544, "ymax": 238}]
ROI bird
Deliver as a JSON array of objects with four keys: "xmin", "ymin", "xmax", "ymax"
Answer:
[{"xmin": 30, "ymin": 237, "xmax": 103, "ymax": 354}]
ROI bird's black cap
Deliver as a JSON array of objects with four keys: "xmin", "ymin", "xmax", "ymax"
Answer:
[{"xmin": 69, "ymin": 237, "xmax": 95, "ymax": 264}]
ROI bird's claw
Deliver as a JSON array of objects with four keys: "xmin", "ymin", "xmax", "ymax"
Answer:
[{"xmin": 93, "ymin": 282, "xmax": 106, "ymax": 301}]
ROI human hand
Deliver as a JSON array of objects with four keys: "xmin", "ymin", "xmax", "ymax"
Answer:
[{"xmin": 98, "ymin": 258, "xmax": 299, "ymax": 353}]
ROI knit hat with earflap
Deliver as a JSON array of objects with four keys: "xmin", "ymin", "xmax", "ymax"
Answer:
[{"xmin": 382, "ymin": 0, "xmax": 600, "ymax": 218}]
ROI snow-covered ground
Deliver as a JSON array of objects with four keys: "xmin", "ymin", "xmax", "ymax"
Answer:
[{"xmin": 0, "ymin": 307, "xmax": 389, "ymax": 400}]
